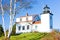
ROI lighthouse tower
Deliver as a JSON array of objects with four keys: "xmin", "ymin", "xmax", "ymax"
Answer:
[{"xmin": 41, "ymin": 5, "xmax": 53, "ymax": 32}]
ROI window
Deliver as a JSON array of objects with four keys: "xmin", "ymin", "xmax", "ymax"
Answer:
[
  {"xmin": 22, "ymin": 26, "xmax": 25, "ymax": 30},
  {"xmin": 35, "ymin": 26, "xmax": 37, "ymax": 29},
  {"xmin": 20, "ymin": 18, "xmax": 22, "ymax": 21},
  {"xmin": 27, "ymin": 25, "xmax": 29, "ymax": 30},
  {"xmin": 18, "ymin": 26, "xmax": 21, "ymax": 30},
  {"xmin": 26, "ymin": 17, "xmax": 28, "ymax": 21}
]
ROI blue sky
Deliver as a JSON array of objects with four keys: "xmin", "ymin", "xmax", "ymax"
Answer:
[{"xmin": 0, "ymin": 0, "xmax": 60, "ymax": 30}]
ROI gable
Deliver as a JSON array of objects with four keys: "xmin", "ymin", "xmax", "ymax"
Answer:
[{"xmin": 33, "ymin": 15, "xmax": 40, "ymax": 22}]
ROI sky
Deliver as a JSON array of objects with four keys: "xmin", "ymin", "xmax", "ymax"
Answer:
[{"xmin": 0, "ymin": 0, "xmax": 60, "ymax": 30}]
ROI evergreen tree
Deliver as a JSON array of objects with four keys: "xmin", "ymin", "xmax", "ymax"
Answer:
[{"xmin": 11, "ymin": 24, "xmax": 16, "ymax": 35}]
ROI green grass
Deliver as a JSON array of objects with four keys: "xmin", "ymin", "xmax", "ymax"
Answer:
[
  {"xmin": 10, "ymin": 32, "xmax": 47, "ymax": 40},
  {"xmin": 0, "ymin": 31, "xmax": 60, "ymax": 40},
  {"xmin": 0, "ymin": 36, "xmax": 4, "ymax": 40},
  {"xmin": 0, "ymin": 32, "xmax": 48, "ymax": 40}
]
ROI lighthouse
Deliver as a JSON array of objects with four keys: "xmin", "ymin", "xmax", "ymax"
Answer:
[{"xmin": 40, "ymin": 5, "xmax": 53, "ymax": 32}]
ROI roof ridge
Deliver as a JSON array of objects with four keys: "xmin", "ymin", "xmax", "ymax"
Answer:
[{"xmin": 20, "ymin": 14, "xmax": 39, "ymax": 18}]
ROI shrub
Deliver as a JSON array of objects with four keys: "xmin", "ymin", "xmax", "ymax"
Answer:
[{"xmin": 0, "ymin": 24, "xmax": 4, "ymax": 37}]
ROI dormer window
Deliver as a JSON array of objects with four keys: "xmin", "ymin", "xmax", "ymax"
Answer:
[
  {"xmin": 20, "ymin": 18, "xmax": 22, "ymax": 21},
  {"xmin": 26, "ymin": 17, "xmax": 28, "ymax": 21}
]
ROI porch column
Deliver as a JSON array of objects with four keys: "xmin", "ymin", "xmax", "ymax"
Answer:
[
  {"xmin": 21, "ymin": 26, "xmax": 22, "ymax": 31},
  {"xmin": 25, "ymin": 25, "xmax": 27, "ymax": 31}
]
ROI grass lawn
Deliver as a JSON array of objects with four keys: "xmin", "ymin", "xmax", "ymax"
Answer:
[
  {"xmin": 0, "ymin": 31, "xmax": 60, "ymax": 40},
  {"xmin": 0, "ymin": 32, "xmax": 47, "ymax": 40},
  {"xmin": 10, "ymin": 32, "xmax": 47, "ymax": 40},
  {"xmin": 0, "ymin": 36, "xmax": 4, "ymax": 40}
]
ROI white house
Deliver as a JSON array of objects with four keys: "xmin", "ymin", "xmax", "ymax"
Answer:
[{"xmin": 16, "ymin": 5, "xmax": 53, "ymax": 34}]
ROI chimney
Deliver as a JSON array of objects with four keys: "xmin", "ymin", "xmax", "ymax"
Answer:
[{"xmin": 26, "ymin": 13, "xmax": 28, "ymax": 16}]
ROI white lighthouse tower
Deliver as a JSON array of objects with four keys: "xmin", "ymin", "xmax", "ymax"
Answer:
[{"xmin": 40, "ymin": 5, "xmax": 53, "ymax": 32}]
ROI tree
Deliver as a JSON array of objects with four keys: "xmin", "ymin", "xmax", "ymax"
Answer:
[
  {"xmin": 0, "ymin": 24, "xmax": 4, "ymax": 37},
  {"xmin": 8, "ymin": 0, "xmax": 34, "ymax": 38},
  {"xmin": 11, "ymin": 24, "xmax": 16, "ymax": 35},
  {"xmin": 0, "ymin": 0, "xmax": 6, "ymax": 37},
  {"xmin": 0, "ymin": 0, "xmax": 35, "ymax": 38}
]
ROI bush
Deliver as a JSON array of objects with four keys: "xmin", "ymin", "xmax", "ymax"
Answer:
[{"xmin": 0, "ymin": 24, "xmax": 4, "ymax": 37}]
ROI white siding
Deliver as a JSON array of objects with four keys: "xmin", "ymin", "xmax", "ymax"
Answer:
[
  {"xmin": 28, "ymin": 16, "xmax": 33, "ymax": 20},
  {"xmin": 32, "ymin": 24, "xmax": 41, "ymax": 32},
  {"xmin": 41, "ymin": 13, "xmax": 52, "ymax": 32},
  {"xmin": 16, "ymin": 18, "xmax": 20, "ymax": 22},
  {"xmin": 22, "ymin": 17, "xmax": 26, "ymax": 21}
]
